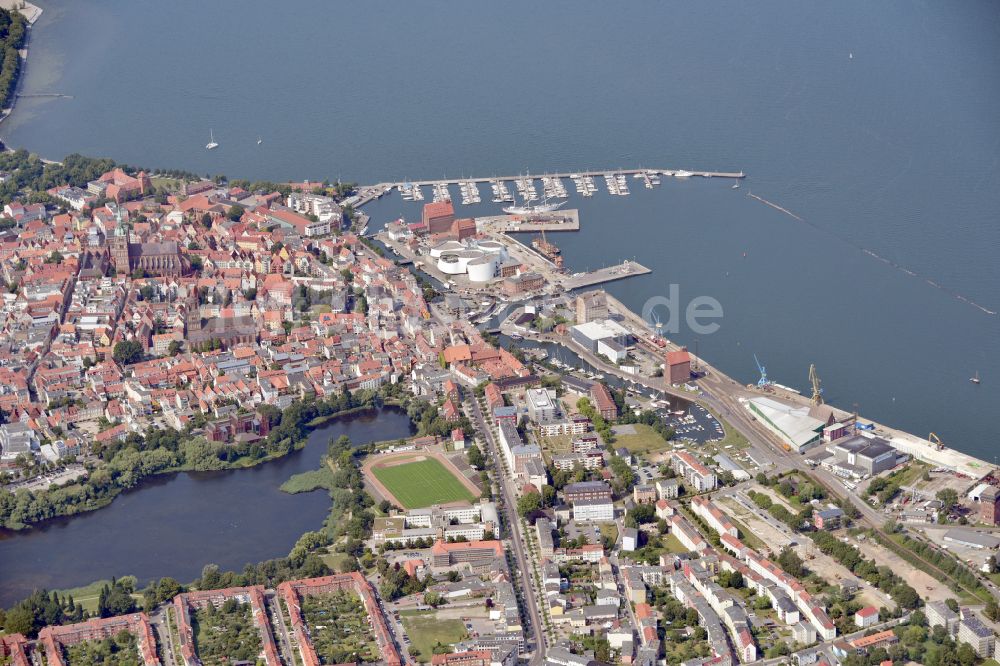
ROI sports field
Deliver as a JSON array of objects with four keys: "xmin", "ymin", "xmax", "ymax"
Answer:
[{"xmin": 370, "ymin": 457, "xmax": 477, "ymax": 509}]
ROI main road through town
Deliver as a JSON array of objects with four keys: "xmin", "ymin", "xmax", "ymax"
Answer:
[{"xmin": 465, "ymin": 395, "xmax": 546, "ymax": 666}]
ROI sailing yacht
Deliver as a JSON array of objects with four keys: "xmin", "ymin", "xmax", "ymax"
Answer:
[
  {"xmin": 206, "ymin": 130, "xmax": 219, "ymax": 150},
  {"xmin": 971, "ymin": 371, "xmax": 981, "ymax": 385},
  {"xmin": 503, "ymin": 193, "xmax": 565, "ymax": 215},
  {"xmin": 257, "ymin": 136, "xmax": 262, "ymax": 145}
]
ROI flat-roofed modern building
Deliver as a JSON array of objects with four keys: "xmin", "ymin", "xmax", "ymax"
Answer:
[
  {"xmin": 958, "ymin": 614, "xmax": 996, "ymax": 657},
  {"xmin": 828, "ymin": 434, "xmax": 898, "ymax": 477},
  {"xmin": 572, "ymin": 497, "xmax": 614, "ymax": 523}
]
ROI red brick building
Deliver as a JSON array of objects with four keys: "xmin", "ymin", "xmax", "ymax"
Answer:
[
  {"xmin": 502, "ymin": 272, "xmax": 544, "ymax": 296},
  {"xmin": 433, "ymin": 651, "xmax": 493, "ymax": 666},
  {"xmin": 423, "ymin": 201, "xmax": 455, "ymax": 234},
  {"xmin": 38, "ymin": 613, "xmax": 160, "ymax": 666},
  {"xmin": 980, "ymin": 486, "xmax": 1000, "ymax": 525},
  {"xmin": 451, "ymin": 217, "xmax": 477, "ymax": 240},
  {"xmin": 666, "ymin": 349, "xmax": 691, "ymax": 384},
  {"xmin": 589, "ymin": 382, "xmax": 618, "ymax": 420},
  {"xmin": 430, "ymin": 539, "xmax": 504, "ymax": 567},
  {"xmin": 173, "ymin": 587, "xmax": 281, "ymax": 666},
  {"xmin": 96, "ymin": 168, "xmax": 151, "ymax": 202},
  {"xmin": 277, "ymin": 573, "xmax": 402, "ymax": 666},
  {"xmin": 205, "ymin": 409, "xmax": 272, "ymax": 443},
  {"xmin": 0, "ymin": 634, "xmax": 30, "ymax": 666}
]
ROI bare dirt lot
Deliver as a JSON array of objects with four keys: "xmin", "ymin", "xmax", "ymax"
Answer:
[{"xmin": 849, "ymin": 534, "xmax": 955, "ymax": 603}]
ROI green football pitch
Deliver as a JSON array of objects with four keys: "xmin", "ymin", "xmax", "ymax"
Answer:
[{"xmin": 371, "ymin": 457, "xmax": 477, "ymax": 509}]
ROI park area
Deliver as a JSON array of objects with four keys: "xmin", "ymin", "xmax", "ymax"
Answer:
[
  {"xmin": 300, "ymin": 589, "xmax": 379, "ymax": 664},
  {"xmin": 365, "ymin": 452, "xmax": 478, "ymax": 509},
  {"xmin": 400, "ymin": 610, "xmax": 468, "ymax": 662},
  {"xmin": 611, "ymin": 424, "xmax": 672, "ymax": 454},
  {"xmin": 191, "ymin": 599, "xmax": 263, "ymax": 665}
]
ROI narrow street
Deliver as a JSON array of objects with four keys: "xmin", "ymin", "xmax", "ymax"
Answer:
[
  {"xmin": 149, "ymin": 608, "xmax": 178, "ymax": 666},
  {"xmin": 265, "ymin": 591, "xmax": 297, "ymax": 666}
]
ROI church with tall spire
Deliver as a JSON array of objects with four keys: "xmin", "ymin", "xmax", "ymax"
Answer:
[{"xmin": 107, "ymin": 206, "xmax": 187, "ymax": 277}]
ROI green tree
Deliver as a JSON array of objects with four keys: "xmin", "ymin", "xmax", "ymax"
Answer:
[
  {"xmin": 609, "ymin": 455, "xmax": 635, "ymax": 490},
  {"xmin": 517, "ymin": 491, "xmax": 542, "ymax": 518},
  {"xmin": 466, "ymin": 444, "xmax": 485, "ymax": 468},
  {"xmin": 776, "ymin": 546, "xmax": 806, "ymax": 578},
  {"xmin": 625, "ymin": 503, "xmax": 655, "ymax": 528},
  {"xmin": 956, "ymin": 642, "xmax": 977, "ymax": 666},
  {"xmin": 113, "ymin": 340, "xmax": 143, "ymax": 365},
  {"xmin": 936, "ymin": 488, "xmax": 959, "ymax": 508},
  {"xmin": 984, "ymin": 598, "xmax": 999, "ymax": 622},
  {"xmin": 891, "ymin": 582, "xmax": 920, "ymax": 610},
  {"xmin": 3, "ymin": 605, "xmax": 34, "ymax": 635},
  {"xmin": 424, "ymin": 591, "xmax": 445, "ymax": 608}
]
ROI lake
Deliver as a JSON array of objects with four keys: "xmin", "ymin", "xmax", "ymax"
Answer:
[{"xmin": 0, "ymin": 408, "xmax": 414, "ymax": 606}]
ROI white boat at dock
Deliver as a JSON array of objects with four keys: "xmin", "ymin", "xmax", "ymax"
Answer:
[
  {"xmin": 460, "ymin": 180, "xmax": 481, "ymax": 205},
  {"xmin": 604, "ymin": 172, "xmax": 619, "ymax": 195},
  {"xmin": 514, "ymin": 175, "xmax": 539, "ymax": 202},
  {"xmin": 502, "ymin": 197, "xmax": 566, "ymax": 215},
  {"xmin": 616, "ymin": 172, "xmax": 630, "ymax": 195},
  {"xmin": 433, "ymin": 182, "xmax": 451, "ymax": 203}
]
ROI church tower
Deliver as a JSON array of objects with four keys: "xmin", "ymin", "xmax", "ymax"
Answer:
[{"xmin": 110, "ymin": 209, "xmax": 131, "ymax": 274}]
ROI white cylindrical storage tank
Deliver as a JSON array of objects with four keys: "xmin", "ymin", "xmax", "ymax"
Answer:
[
  {"xmin": 467, "ymin": 255, "xmax": 497, "ymax": 283},
  {"xmin": 438, "ymin": 254, "xmax": 464, "ymax": 275},
  {"xmin": 477, "ymin": 240, "xmax": 507, "ymax": 261},
  {"xmin": 453, "ymin": 249, "xmax": 483, "ymax": 272},
  {"xmin": 430, "ymin": 240, "xmax": 464, "ymax": 258}
]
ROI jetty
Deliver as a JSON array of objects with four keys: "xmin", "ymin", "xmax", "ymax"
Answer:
[
  {"xmin": 354, "ymin": 167, "xmax": 745, "ymax": 209},
  {"xmin": 560, "ymin": 261, "xmax": 651, "ymax": 290},
  {"xmin": 16, "ymin": 92, "xmax": 73, "ymax": 99},
  {"xmin": 386, "ymin": 168, "xmax": 744, "ymax": 188},
  {"xmin": 476, "ymin": 209, "xmax": 580, "ymax": 233}
]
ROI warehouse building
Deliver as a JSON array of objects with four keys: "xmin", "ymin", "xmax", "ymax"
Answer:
[
  {"xmin": 569, "ymin": 320, "xmax": 632, "ymax": 356},
  {"xmin": 576, "ymin": 291, "xmax": 608, "ymax": 324},
  {"xmin": 827, "ymin": 434, "xmax": 899, "ymax": 478},
  {"xmin": 747, "ymin": 397, "xmax": 825, "ymax": 453}
]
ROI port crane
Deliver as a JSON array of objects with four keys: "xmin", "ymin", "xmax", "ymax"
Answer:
[
  {"xmin": 809, "ymin": 364, "xmax": 824, "ymax": 405},
  {"xmin": 651, "ymin": 310, "xmax": 664, "ymax": 338},
  {"xmin": 754, "ymin": 354, "xmax": 771, "ymax": 389},
  {"xmin": 929, "ymin": 432, "xmax": 944, "ymax": 451}
]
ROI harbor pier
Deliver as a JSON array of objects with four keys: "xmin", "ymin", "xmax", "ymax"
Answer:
[{"xmin": 560, "ymin": 261, "xmax": 652, "ymax": 289}]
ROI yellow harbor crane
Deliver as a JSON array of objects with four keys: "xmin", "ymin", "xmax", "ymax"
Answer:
[
  {"xmin": 809, "ymin": 364, "xmax": 823, "ymax": 405},
  {"xmin": 929, "ymin": 433, "xmax": 944, "ymax": 451}
]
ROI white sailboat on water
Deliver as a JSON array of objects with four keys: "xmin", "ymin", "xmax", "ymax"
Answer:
[
  {"xmin": 257, "ymin": 136, "xmax": 262, "ymax": 145},
  {"xmin": 206, "ymin": 129, "xmax": 219, "ymax": 150}
]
